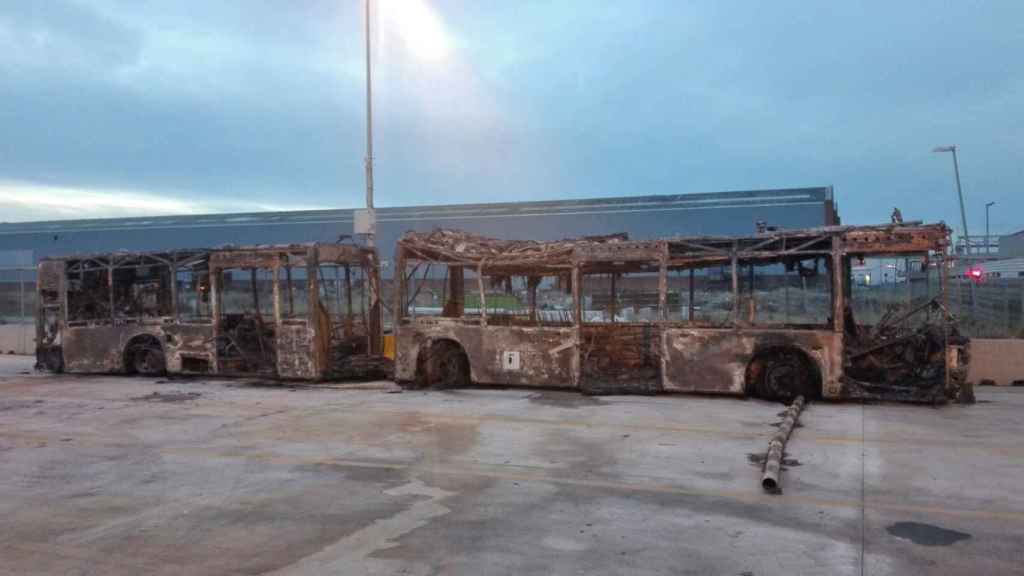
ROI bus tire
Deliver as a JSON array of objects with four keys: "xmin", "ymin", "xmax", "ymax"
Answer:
[
  {"xmin": 418, "ymin": 340, "xmax": 469, "ymax": 389},
  {"xmin": 748, "ymin": 348, "xmax": 819, "ymax": 402},
  {"xmin": 124, "ymin": 336, "xmax": 167, "ymax": 377}
]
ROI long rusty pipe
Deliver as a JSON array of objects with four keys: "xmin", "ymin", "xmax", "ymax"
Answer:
[{"xmin": 761, "ymin": 395, "xmax": 805, "ymax": 492}]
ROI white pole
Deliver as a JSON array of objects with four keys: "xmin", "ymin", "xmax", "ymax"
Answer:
[
  {"xmin": 364, "ymin": 0, "xmax": 375, "ymax": 247},
  {"xmin": 950, "ymin": 147, "xmax": 970, "ymax": 257}
]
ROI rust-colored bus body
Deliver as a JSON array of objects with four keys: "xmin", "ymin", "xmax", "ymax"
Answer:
[
  {"xmin": 35, "ymin": 243, "xmax": 387, "ymax": 381},
  {"xmin": 394, "ymin": 224, "xmax": 968, "ymax": 402}
]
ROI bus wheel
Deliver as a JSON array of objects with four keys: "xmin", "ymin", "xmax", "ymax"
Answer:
[
  {"xmin": 750, "ymin": 349, "xmax": 818, "ymax": 402},
  {"xmin": 422, "ymin": 341, "xmax": 469, "ymax": 389},
  {"xmin": 125, "ymin": 337, "xmax": 166, "ymax": 376}
]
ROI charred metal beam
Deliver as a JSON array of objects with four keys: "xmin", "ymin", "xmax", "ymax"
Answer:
[{"xmin": 783, "ymin": 234, "xmax": 831, "ymax": 255}]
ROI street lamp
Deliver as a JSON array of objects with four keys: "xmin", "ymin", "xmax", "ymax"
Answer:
[
  {"xmin": 931, "ymin": 145, "xmax": 970, "ymax": 256},
  {"xmin": 985, "ymin": 201, "xmax": 996, "ymax": 254},
  {"xmin": 360, "ymin": 0, "xmax": 376, "ymax": 248}
]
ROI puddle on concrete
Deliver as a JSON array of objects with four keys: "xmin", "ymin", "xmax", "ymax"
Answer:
[
  {"xmin": 528, "ymin": 391, "xmax": 604, "ymax": 409},
  {"xmin": 230, "ymin": 380, "xmax": 297, "ymax": 390},
  {"xmin": 131, "ymin": 391, "xmax": 202, "ymax": 403},
  {"xmin": 886, "ymin": 521, "xmax": 971, "ymax": 546}
]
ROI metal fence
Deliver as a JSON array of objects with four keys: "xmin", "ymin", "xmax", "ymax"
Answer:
[
  {"xmin": 0, "ymin": 267, "xmax": 36, "ymax": 355},
  {"xmin": 851, "ymin": 273, "xmax": 1023, "ymax": 339},
  {"xmin": 0, "ymin": 267, "xmax": 35, "ymax": 325},
  {"xmin": 949, "ymin": 277, "xmax": 1024, "ymax": 339}
]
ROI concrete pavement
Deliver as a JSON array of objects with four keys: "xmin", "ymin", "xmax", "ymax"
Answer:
[{"xmin": 0, "ymin": 356, "xmax": 1021, "ymax": 575}]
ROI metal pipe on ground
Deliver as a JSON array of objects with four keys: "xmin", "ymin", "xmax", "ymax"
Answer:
[{"xmin": 761, "ymin": 395, "xmax": 805, "ymax": 493}]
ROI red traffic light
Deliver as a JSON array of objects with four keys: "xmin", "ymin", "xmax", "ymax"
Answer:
[{"xmin": 967, "ymin": 267, "xmax": 984, "ymax": 281}]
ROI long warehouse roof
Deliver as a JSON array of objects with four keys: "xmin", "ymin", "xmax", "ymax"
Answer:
[{"xmin": 0, "ymin": 186, "xmax": 834, "ymax": 236}]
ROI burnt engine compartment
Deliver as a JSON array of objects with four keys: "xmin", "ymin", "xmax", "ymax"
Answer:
[{"xmin": 842, "ymin": 298, "xmax": 969, "ymax": 402}]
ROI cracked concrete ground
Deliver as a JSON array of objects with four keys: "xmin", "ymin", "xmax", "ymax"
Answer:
[{"xmin": 0, "ymin": 355, "xmax": 1021, "ymax": 575}]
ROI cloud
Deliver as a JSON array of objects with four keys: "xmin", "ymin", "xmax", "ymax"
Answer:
[
  {"xmin": 0, "ymin": 0, "xmax": 1021, "ymax": 237},
  {"xmin": 0, "ymin": 180, "xmax": 328, "ymax": 222},
  {"xmin": 0, "ymin": 0, "xmax": 142, "ymax": 75}
]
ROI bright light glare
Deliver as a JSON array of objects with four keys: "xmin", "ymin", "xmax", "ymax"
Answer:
[{"xmin": 381, "ymin": 0, "xmax": 450, "ymax": 63}]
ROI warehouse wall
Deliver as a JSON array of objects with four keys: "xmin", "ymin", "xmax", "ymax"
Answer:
[{"xmin": 0, "ymin": 188, "xmax": 837, "ymax": 271}]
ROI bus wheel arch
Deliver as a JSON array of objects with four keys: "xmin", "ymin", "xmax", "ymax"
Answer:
[
  {"xmin": 123, "ymin": 334, "xmax": 167, "ymax": 376},
  {"xmin": 415, "ymin": 338, "xmax": 470, "ymax": 389},
  {"xmin": 745, "ymin": 346, "xmax": 822, "ymax": 402}
]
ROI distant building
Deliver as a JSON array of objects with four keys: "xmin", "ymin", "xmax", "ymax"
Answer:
[
  {"xmin": 999, "ymin": 229, "xmax": 1024, "ymax": 259},
  {"xmin": 946, "ymin": 228, "xmax": 1024, "ymax": 280},
  {"xmin": 0, "ymin": 187, "xmax": 838, "ymax": 272}
]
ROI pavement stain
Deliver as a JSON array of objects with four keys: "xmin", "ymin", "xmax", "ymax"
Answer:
[
  {"xmin": 528, "ymin": 391, "xmax": 605, "ymax": 409},
  {"xmin": 131, "ymin": 391, "xmax": 202, "ymax": 403},
  {"xmin": 886, "ymin": 521, "xmax": 972, "ymax": 546}
]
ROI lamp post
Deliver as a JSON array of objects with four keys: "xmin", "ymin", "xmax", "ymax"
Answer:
[
  {"xmin": 363, "ymin": 0, "xmax": 376, "ymax": 247},
  {"xmin": 932, "ymin": 145, "xmax": 970, "ymax": 257},
  {"xmin": 985, "ymin": 201, "xmax": 995, "ymax": 255}
]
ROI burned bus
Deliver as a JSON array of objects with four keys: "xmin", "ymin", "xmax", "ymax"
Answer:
[
  {"xmin": 35, "ymin": 243, "xmax": 387, "ymax": 380},
  {"xmin": 393, "ymin": 224, "xmax": 969, "ymax": 402}
]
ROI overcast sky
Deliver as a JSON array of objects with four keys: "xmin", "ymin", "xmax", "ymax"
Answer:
[{"xmin": 1, "ymin": 1, "xmax": 1021, "ymax": 237}]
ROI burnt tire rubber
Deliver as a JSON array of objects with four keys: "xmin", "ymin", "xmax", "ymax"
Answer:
[
  {"xmin": 128, "ymin": 345, "xmax": 166, "ymax": 376},
  {"xmin": 753, "ymin": 350, "xmax": 818, "ymax": 402},
  {"xmin": 36, "ymin": 348, "xmax": 64, "ymax": 373},
  {"xmin": 432, "ymin": 346, "xmax": 469, "ymax": 389}
]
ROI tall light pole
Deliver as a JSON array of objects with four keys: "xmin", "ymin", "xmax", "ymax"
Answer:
[
  {"xmin": 985, "ymin": 201, "xmax": 995, "ymax": 254},
  {"xmin": 363, "ymin": 0, "xmax": 376, "ymax": 247},
  {"xmin": 932, "ymin": 145, "xmax": 969, "ymax": 256}
]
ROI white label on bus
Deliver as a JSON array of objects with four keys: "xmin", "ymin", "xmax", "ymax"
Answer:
[{"xmin": 502, "ymin": 351, "xmax": 521, "ymax": 371}]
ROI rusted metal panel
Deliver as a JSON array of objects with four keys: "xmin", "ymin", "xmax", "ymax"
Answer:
[
  {"xmin": 35, "ymin": 260, "xmax": 65, "ymax": 371},
  {"xmin": 394, "ymin": 319, "xmax": 575, "ymax": 388},
  {"xmin": 397, "ymin": 229, "xmax": 620, "ymax": 275},
  {"xmin": 63, "ymin": 325, "xmax": 129, "ymax": 373},
  {"xmin": 276, "ymin": 322, "xmax": 319, "ymax": 379},
  {"xmin": 62, "ymin": 322, "xmax": 213, "ymax": 374},
  {"xmin": 842, "ymin": 225, "xmax": 948, "ymax": 254},
  {"xmin": 37, "ymin": 260, "xmax": 63, "ymax": 293},
  {"xmin": 660, "ymin": 328, "xmax": 839, "ymax": 396},
  {"xmin": 163, "ymin": 324, "xmax": 215, "ymax": 372},
  {"xmin": 576, "ymin": 240, "xmax": 666, "ymax": 263},
  {"xmin": 316, "ymin": 244, "xmax": 368, "ymax": 263},
  {"xmin": 580, "ymin": 324, "xmax": 661, "ymax": 393},
  {"xmin": 394, "ymin": 323, "xmax": 419, "ymax": 382},
  {"xmin": 660, "ymin": 329, "xmax": 748, "ymax": 394},
  {"xmin": 209, "ymin": 251, "xmax": 283, "ymax": 269},
  {"xmin": 478, "ymin": 326, "xmax": 575, "ymax": 387}
]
